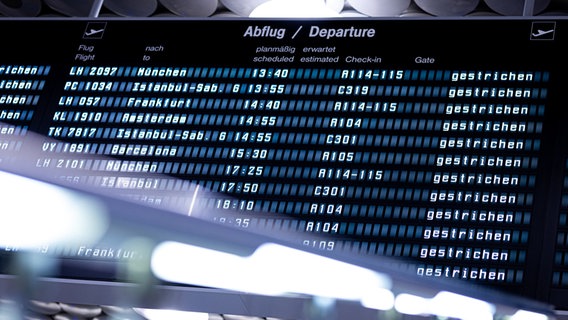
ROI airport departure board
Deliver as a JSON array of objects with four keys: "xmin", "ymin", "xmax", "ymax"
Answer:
[{"xmin": 0, "ymin": 17, "xmax": 567, "ymax": 310}]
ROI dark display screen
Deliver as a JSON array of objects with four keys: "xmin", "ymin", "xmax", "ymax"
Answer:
[{"xmin": 0, "ymin": 17, "xmax": 567, "ymax": 310}]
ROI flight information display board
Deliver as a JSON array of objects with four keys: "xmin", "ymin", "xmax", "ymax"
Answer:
[{"xmin": 0, "ymin": 17, "xmax": 567, "ymax": 310}]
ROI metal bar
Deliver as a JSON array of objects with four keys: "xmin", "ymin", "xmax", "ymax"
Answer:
[
  {"xmin": 523, "ymin": 0, "xmax": 537, "ymax": 15},
  {"xmin": 89, "ymin": 0, "xmax": 104, "ymax": 17}
]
